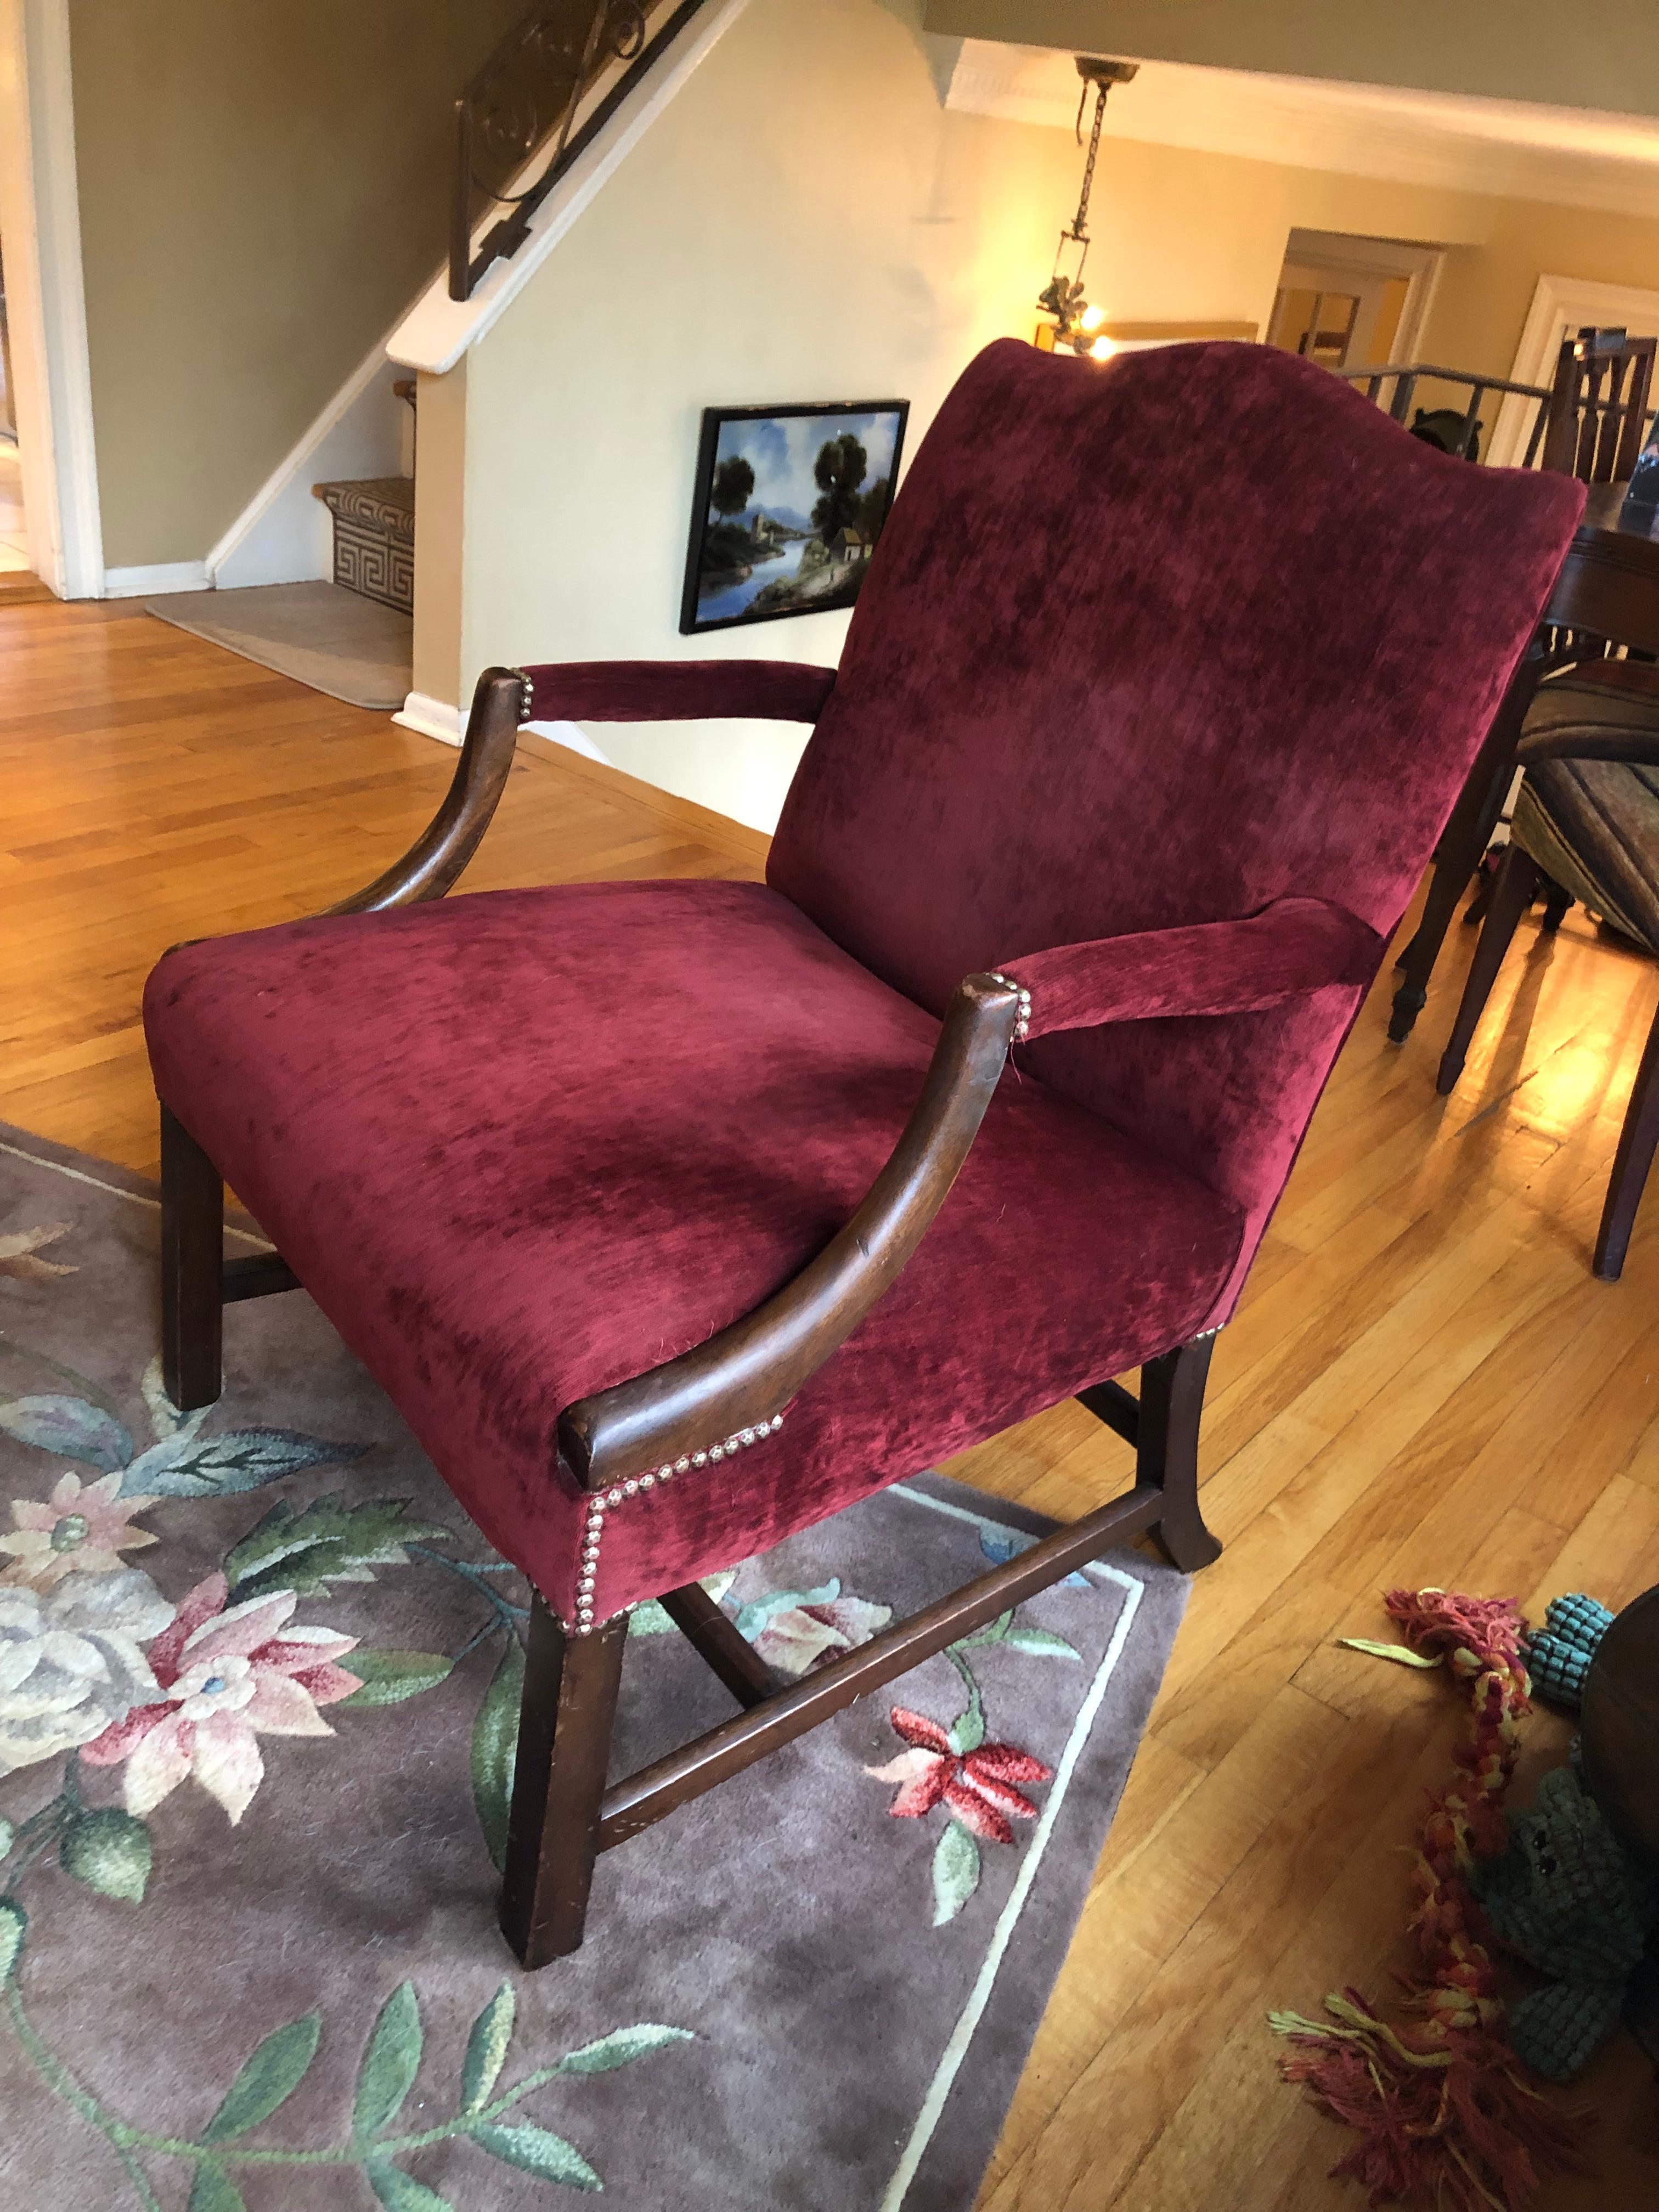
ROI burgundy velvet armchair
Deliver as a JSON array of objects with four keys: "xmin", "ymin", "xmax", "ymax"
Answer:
[{"xmin": 143, "ymin": 340, "xmax": 1583, "ymax": 1966}]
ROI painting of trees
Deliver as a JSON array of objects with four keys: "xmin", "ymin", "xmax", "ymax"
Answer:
[
  {"xmin": 709, "ymin": 454, "xmax": 755, "ymax": 523},
  {"xmin": 811, "ymin": 432, "xmax": 868, "ymax": 543}
]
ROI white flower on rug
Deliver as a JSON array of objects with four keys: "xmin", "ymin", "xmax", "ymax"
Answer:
[
  {"xmin": 1, "ymin": 1470, "xmax": 159, "ymax": 1590},
  {"xmin": 0, "ymin": 1568, "xmax": 173, "ymax": 1776},
  {"xmin": 82, "ymin": 1572, "xmax": 361, "ymax": 1824},
  {"xmin": 735, "ymin": 1579, "xmax": 893, "ymax": 1678}
]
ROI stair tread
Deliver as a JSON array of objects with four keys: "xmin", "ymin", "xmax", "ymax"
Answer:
[{"xmin": 311, "ymin": 477, "xmax": 415, "ymax": 541}]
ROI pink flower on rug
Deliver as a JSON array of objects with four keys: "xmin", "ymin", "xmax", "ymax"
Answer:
[
  {"xmin": 1, "ymin": 1471, "xmax": 159, "ymax": 1590},
  {"xmin": 82, "ymin": 1571, "xmax": 360, "ymax": 1823},
  {"xmin": 750, "ymin": 1593, "xmax": 891, "ymax": 1677},
  {"xmin": 866, "ymin": 1706, "xmax": 1052, "ymax": 1846},
  {"xmin": 0, "ymin": 1222, "xmax": 75, "ymax": 1281}
]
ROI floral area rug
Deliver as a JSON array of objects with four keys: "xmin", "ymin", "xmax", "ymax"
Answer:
[{"xmin": 0, "ymin": 1120, "xmax": 1187, "ymax": 2212}]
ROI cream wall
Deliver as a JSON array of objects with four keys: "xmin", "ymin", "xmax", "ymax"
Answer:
[
  {"xmin": 448, "ymin": 0, "xmax": 1659, "ymax": 831},
  {"xmin": 67, "ymin": 0, "xmax": 522, "ymax": 569}
]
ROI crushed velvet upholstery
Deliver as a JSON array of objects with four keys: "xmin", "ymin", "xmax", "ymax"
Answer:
[
  {"xmin": 526, "ymin": 659, "xmax": 835, "ymax": 725},
  {"xmin": 1001, "ymin": 896, "xmax": 1380, "ymax": 1041},
  {"xmin": 145, "ymin": 336, "xmax": 1584, "ymax": 1628},
  {"xmin": 145, "ymin": 882, "xmax": 1242, "ymax": 1620}
]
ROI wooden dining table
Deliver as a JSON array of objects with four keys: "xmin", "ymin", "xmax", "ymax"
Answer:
[{"xmin": 1389, "ymin": 479, "xmax": 1659, "ymax": 1042}]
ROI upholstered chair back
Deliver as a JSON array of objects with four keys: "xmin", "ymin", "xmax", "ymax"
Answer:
[{"xmin": 769, "ymin": 339, "xmax": 1582, "ymax": 1284}]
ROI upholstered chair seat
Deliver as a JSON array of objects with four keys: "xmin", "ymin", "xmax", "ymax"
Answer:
[
  {"xmin": 145, "ymin": 338, "xmax": 1584, "ymax": 1964},
  {"xmin": 144, "ymin": 877, "xmax": 1243, "ymax": 1618}
]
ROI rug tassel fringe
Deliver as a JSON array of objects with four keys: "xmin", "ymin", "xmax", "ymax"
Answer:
[{"xmin": 1268, "ymin": 1589, "xmax": 1592, "ymax": 2212}]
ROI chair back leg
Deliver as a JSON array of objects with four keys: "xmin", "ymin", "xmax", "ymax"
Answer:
[
  {"xmin": 160, "ymin": 1103, "xmax": 225, "ymax": 1410},
  {"xmin": 499, "ymin": 1600, "xmax": 627, "ymax": 1968},
  {"xmin": 1436, "ymin": 844, "xmax": 1542, "ymax": 1096},
  {"xmin": 1137, "ymin": 1335, "xmax": 1221, "ymax": 1571},
  {"xmin": 1594, "ymin": 1001, "xmax": 1659, "ymax": 1281}
]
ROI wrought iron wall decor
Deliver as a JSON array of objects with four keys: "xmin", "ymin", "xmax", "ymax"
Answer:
[{"xmin": 451, "ymin": 0, "xmax": 712, "ymax": 302}]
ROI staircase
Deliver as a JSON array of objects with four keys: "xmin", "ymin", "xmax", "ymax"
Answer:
[{"xmin": 311, "ymin": 476, "xmax": 414, "ymax": 614}]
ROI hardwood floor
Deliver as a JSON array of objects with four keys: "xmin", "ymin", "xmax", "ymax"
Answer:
[{"xmin": 5, "ymin": 599, "xmax": 1658, "ymax": 2208}]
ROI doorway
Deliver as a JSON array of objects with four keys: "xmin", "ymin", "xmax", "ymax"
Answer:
[
  {"xmin": 1267, "ymin": 230, "xmax": 1443, "ymax": 372},
  {"xmin": 0, "ymin": 240, "xmax": 33, "ymax": 577}
]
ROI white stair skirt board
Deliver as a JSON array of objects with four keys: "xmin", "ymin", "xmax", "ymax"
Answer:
[
  {"xmin": 393, "ymin": 689, "xmax": 611, "ymax": 766},
  {"xmin": 206, "ymin": 355, "xmax": 407, "ymax": 591},
  {"xmin": 104, "ymin": 561, "xmax": 212, "ymax": 598}
]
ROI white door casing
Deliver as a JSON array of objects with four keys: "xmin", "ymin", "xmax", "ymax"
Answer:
[
  {"xmin": 0, "ymin": 0, "xmax": 103, "ymax": 598},
  {"xmin": 1487, "ymin": 272, "xmax": 1659, "ymax": 467}
]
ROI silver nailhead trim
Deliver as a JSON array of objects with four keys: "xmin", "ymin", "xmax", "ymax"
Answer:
[
  {"xmin": 510, "ymin": 665, "xmax": 534, "ymax": 722},
  {"xmin": 991, "ymin": 973, "xmax": 1033, "ymax": 1042},
  {"xmin": 566, "ymin": 1411, "xmax": 789, "ymax": 1633}
]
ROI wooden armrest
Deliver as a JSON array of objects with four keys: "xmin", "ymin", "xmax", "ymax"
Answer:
[
  {"xmin": 558, "ymin": 971, "xmax": 1022, "ymax": 1488},
  {"xmin": 560, "ymin": 896, "xmax": 1380, "ymax": 1489},
  {"xmin": 330, "ymin": 659, "xmax": 839, "ymax": 915},
  {"xmin": 331, "ymin": 667, "xmax": 528, "ymax": 914}
]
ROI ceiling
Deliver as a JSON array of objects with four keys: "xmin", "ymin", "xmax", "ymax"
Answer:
[{"xmin": 938, "ymin": 41, "xmax": 1659, "ymax": 218}]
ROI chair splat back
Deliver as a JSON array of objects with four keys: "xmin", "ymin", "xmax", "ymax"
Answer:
[{"xmin": 769, "ymin": 338, "xmax": 1583, "ymax": 1278}]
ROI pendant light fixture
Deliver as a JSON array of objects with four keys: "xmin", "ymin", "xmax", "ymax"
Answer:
[{"xmin": 1036, "ymin": 58, "xmax": 1139, "ymax": 358}]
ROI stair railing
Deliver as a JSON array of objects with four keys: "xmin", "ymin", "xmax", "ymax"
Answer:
[
  {"xmin": 1336, "ymin": 358, "xmax": 1659, "ymax": 470},
  {"xmin": 451, "ymin": 0, "xmax": 712, "ymax": 302}
]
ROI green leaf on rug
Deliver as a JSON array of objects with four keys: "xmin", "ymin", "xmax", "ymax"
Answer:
[
  {"xmin": 932, "ymin": 1819, "xmax": 981, "ymax": 1927},
  {"xmin": 947, "ymin": 1699, "xmax": 986, "ymax": 1756},
  {"xmin": 224, "ymin": 1493, "xmax": 448, "ymax": 1601},
  {"xmin": 354, "ymin": 1982, "xmax": 423, "ymax": 2140},
  {"xmin": 0, "ymin": 1816, "xmax": 15, "ymax": 1859},
  {"xmin": 733, "ymin": 1580, "xmax": 840, "ymax": 1640},
  {"xmin": 952, "ymin": 1609, "xmax": 1014, "ymax": 1652},
  {"xmin": 1004, "ymin": 1627, "xmax": 1081, "ymax": 1661},
  {"xmin": 471, "ymin": 1638, "xmax": 525, "ymax": 1872},
  {"xmin": 187, "ymin": 2164, "xmax": 246, "ymax": 2212},
  {"xmin": 366, "ymin": 2163, "xmax": 453, "ymax": 2212},
  {"xmin": 459, "ymin": 1982, "xmax": 516, "ymax": 2112},
  {"xmin": 338, "ymin": 1651, "xmax": 454, "ymax": 1708},
  {"xmin": 200, "ymin": 2012, "xmax": 321, "ymax": 2141},
  {"xmin": 59, "ymin": 1808, "xmax": 151, "ymax": 1903},
  {"xmin": 556, "ymin": 2024, "xmax": 695, "ymax": 2074},
  {"xmin": 140, "ymin": 1356, "xmax": 210, "ymax": 1447},
  {"xmin": 0, "ymin": 1393, "xmax": 132, "ymax": 1471},
  {"xmin": 0, "ymin": 1898, "xmax": 25, "ymax": 1980},
  {"xmin": 473, "ymin": 2124, "xmax": 601, "ymax": 2190},
  {"xmin": 120, "ymin": 1426, "xmax": 368, "ymax": 1500},
  {"xmin": 629, "ymin": 1571, "xmax": 737, "ymax": 1636}
]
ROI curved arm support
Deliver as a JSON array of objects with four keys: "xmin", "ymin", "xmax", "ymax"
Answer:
[
  {"xmin": 329, "ymin": 667, "xmax": 529, "ymax": 913},
  {"xmin": 557, "ymin": 972, "xmax": 1022, "ymax": 1488}
]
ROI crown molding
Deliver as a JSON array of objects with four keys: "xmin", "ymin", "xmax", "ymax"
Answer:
[{"xmin": 940, "ymin": 42, "xmax": 1659, "ymax": 220}]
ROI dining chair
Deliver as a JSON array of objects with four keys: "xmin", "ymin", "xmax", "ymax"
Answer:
[
  {"xmin": 1542, "ymin": 327, "xmax": 1658, "ymax": 486},
  {"xmin": 1437, "ymin": 659, "xmax": 1659, "ymax": 1278},
  {"xmin": 142, "ymin": 338, "xmax": 1583, "ymax": 1965}
]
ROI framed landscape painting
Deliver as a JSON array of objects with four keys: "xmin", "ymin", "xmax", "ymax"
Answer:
[{"xmin": 680, "ymin": 398, "xmax": 909, "ymax": 634}]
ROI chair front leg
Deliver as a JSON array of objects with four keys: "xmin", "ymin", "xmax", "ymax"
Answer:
[
  {"xmin": 1138, "ymin": 1334, "xmax": 1221, "ymax": 1571},
  {"xmin": 1595, "ymin": 1002, "xmax": 1659, "ymax": 1281},
  {"xmin": 1436, "ymin": 844, "xmax": 1541, "ymax": 1096},
  {"xmin": 160, "ymin": 1103, "xmax": 225, "ymax": 1410},
  {"xmin": 499, "ymin": 1599, "xmax": 627, "ymax": 1968}
]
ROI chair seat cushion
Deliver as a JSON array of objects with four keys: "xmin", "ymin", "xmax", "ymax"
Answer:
[
  {"xmin": 1516, "ymin": 671, "xmax": 1659, "ymax": 949},
  {"xmin": 144, "ymin": 881, "xmax": 1242, "ymax": 1621}
]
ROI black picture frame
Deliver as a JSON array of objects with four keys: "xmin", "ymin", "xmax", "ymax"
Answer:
[{"xmin": 679, "ymin": 398, "xmax": 910, "ymax": 636}]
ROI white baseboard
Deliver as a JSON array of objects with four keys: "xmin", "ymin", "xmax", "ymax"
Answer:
[
  {"xmin": 392, "ymin": 690, "xmax": 461, "ymax": 744},
  {"xmin": 393, "ymin": 689, "xmax": 611, "ymax": 765},
  {"xmin": 105, "ymin": 560, "xmax": 211, "ymax": 599}
]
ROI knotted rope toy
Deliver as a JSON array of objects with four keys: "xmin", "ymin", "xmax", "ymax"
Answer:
[{"xmin": 1268, "ymin": 1588, "xmax": 1587, "ymax": 2211}]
